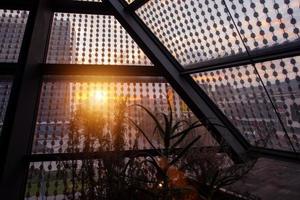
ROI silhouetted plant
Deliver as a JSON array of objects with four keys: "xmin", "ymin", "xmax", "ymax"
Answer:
[
  {"xmin": 182, "ymin": 143, "xmax": 257, "ymax": 200},
  {"xmin": 128, "ymin": 102, "xmax": 257, "ymax": 200},
  {"xmin": 127, "ymin": 101, "xmax": 203, "ymax": 200},
  {"xmin": 63, "ymin": 98, "xmax": 131, "ymax": 200},
  {"xmin": 61, "ymin": 98, "xmax": 257, "ymax": 200}
]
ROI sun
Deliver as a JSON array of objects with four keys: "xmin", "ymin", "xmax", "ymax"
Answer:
[
  {"xmin": 93, "ymin": 90, "xmax": 107, "ymax": 104},
  {"xmin": 73, "ymin": 86, "xmax": 109, "ymax": 109}
]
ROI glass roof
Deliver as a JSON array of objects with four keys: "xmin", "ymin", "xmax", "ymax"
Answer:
[
  {"xmin": 135, "ymin": 0, "xmax": 300, "ymax": 153},
  {"xmin": 0, "ymin": 0, "xmax": 299, "ymax": 159},
  {"xmin": 1, "ymin": 1, "xmax": 300, "ymax": 199},
  {"xmin": 136, "ymin": 0, "xmax": 300, "ymax": 67}
]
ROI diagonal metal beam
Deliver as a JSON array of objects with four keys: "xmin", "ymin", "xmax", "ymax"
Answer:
[{"xmin": 106, "ymin": 0, "xmax": 250, "ymax": 162}]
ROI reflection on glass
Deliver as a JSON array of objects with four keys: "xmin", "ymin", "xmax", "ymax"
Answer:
[
  {"xmin": 256, "ymin": 56, "xmax": 300, "ymax": 152},
  {"xmin": 193, "ymin": 56, "xmax": 300, "ymax": 152}
]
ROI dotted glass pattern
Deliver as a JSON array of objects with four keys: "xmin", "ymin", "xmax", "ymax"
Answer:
[
  {"xmin": 47, "ymin": 13, "xmax": 152, "ymax": 65},
  {"xmin": 256, "ymin": 56, "xmax": 300, "ymax": 152},
  {"xmin": 192, "ymin": 57, "xmax": 300, "ymax": 152},
  {"xmin": 32, "ymin": 77, "xmax": 214, "ymax": 154},
  {"xmin": 136, "ymin": 0, "xmax": 244, "ymax": 66},
  {"xmin": 136, "ymin": 0, "xmax": 300, "ymax": 67},
  {"xmin": 0, "ymin": 10, "xmax": 29, "ymax": 63},
  {"xmin": 227, "ymin": 0, "xmax": 300, "ymax": 50}
]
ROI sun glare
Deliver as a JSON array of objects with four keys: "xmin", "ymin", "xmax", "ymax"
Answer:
[
  {"xmin": 73, "ymin": 85, "xmax": 110, "ymax": 109},
  {"xmin": 93, "ymin": 90, "xmax": 107, "ymax": 103}
]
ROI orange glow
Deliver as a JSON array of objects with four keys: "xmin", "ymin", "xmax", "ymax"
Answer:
[
  {"xmin": 93, "ymin": 90, "xmax": 107, "ymax": 104},
  {"xmin": 74, "ymin": 87, "xmax": 109, "ymax": 109}
]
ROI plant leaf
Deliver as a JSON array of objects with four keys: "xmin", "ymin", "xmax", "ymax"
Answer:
[
  {"xmin": 170, "ymin": 120, "xmax": 187, "ymax": 136},
  {"xmin": 132, "ymin": 104, "xmax": 165, "ymax": 137},
  {"xmin": 162, "ymin": 112, "xmax": 171, "ymax": 149},
  {"xmin": 170, "ymin": 123, "xmax": 202, "ymax": 150},
  {"xmin": 170, "ymin": 136, "xmax": 201, "ymax": 166},
  {"xmin": 171, "ymin": 121, "xmax": 202, "ymax": 139},
  {"xmin": 128, "ymin": 117, "xmax": 160, "ymax": 155}
]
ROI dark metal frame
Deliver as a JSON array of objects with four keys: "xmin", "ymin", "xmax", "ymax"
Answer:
[
  {"xmin": 27, "ymin": 147, "xmax": 220, "ymax": 162},
  {"xmin": 0, "ymin": 0, "xmax": 151, "ymax": 12},
  {"xmin": 0, "ymin": 0, "xmax": 299, "ymax": 199},
  {"xmin": 0, "ymin": 0, "xmax": 111, "ymax": 15},
  {"xmin": 0, "ymin": 0, "xmax": 33, "ymax": 10},
  {"xmin": 50, "ymin": 0, "xmax": 112, "ymax": 15},
  {"xmin": 0, "ymin": 0, "xmax": 53, "ymax": 199},
  {"xmin": 43, "ymin": 74, "xmax": 166, "ymax": 84},
  {"xmin": 42, "ymin": 64, "xmax": 161, "ymax": 76},
  {"xmin": 182, "ymin": 41, "xmax": 300, "ymax": 74},
  {"xmin": 249, "ymin": 147, "xmax": 300, "ymax": 164},
  {"xmin": 27, "ymin": 149, "xmax": 165, "ymax": 162},
  {"xmin": 0, "ymin": 63, "xmax": 19, "ymax": 75}
]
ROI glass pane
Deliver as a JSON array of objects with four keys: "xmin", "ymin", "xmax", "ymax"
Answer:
[
  {"xmin": 136, "ymin": 0, "xmax": 244, "ymax": 66},
  {"xmin": 32, "ymin": 76, "xmax": 215, "ymax": 154},
  {"xmin": 227, "ymin": 0, "xmax": 300, "ymax": 50},
  {"xmin": 47, "ymin": 13, "xmax": 152, "ymax": 65},
  {"xmin": 256, "ymin": 56, "xmax": 300, "ymax": 152},
  {"xmin": 192, "ymin": 65, "xmax": 295, "ymax": 152},
  {"xmin": 0, "ymin": 78, "xmax": 11, "ymax": 134},
  {"xmin": 0, "ymin": 10, "xmax": 29, "ymax": 63}
]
